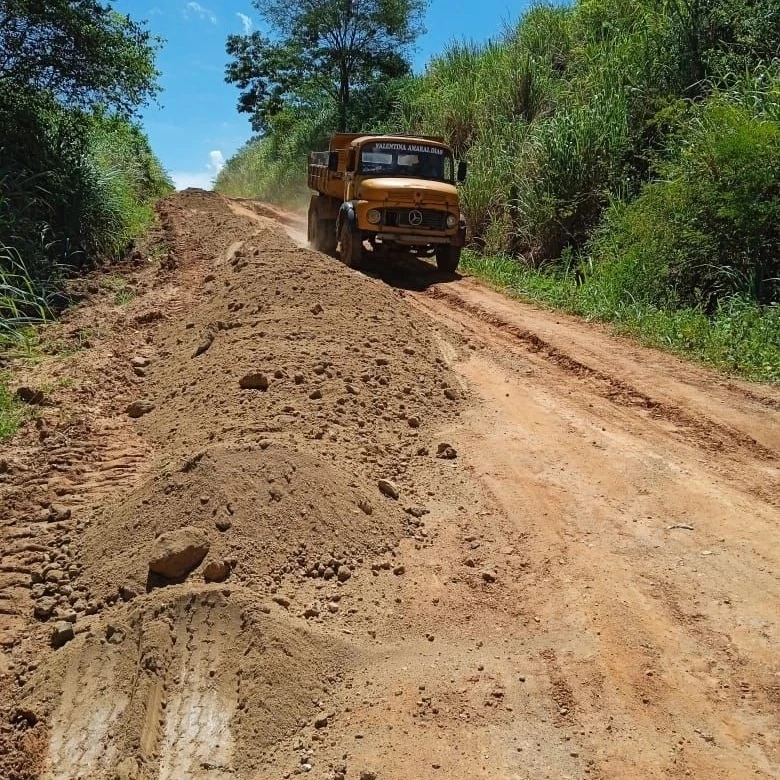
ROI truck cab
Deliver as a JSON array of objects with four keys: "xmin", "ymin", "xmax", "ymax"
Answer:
[{"xmin": 307, "ymin": 134, "xmax": 467, "ymax": 272}]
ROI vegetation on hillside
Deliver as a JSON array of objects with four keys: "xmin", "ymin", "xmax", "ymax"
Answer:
[
  {"xmin": 1, "ymin": 1, "xmax": 172, "ymax": 338},
  {"xmin": 217, "ymin": 0, "xmax": 780, "ymax": 381}
]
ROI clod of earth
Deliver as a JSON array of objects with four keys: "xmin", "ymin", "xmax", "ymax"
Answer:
[
  {"xmin": 50, "ymin": 621, "xmax": 74, "ymax": 648},
  {"xmin": 378, "ymin": 479, "xmax": 399, "ymax": 499},
  {"xmin": 239, "ymin": 372, "xmax": 269, "ymax": 390},
  {"xmin": 148, "ymin": 526, "xmax": 210, "ymax": 579},
  {"xmin": 203, "ymin": 559, "xmax": 231, "ymax": 582},
  {"xmin": 16, "ymin": 386, "xmax": 45, "ymax": 405},
  {"xmin": 126, "ymin": 400, "xmax": 155, "ymax": 418},
  {"xmin": 436, "ymin": 443, "xmax": 457, "ymax": 459}
]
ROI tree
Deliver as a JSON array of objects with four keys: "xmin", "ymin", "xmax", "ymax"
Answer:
[
  {"xmin": 0, "ymin": 0, "xmax": 161, "ymax": 115},
  {"xmin": 225, "ymin": 0, "xmax": 428, "ymax": 132}
]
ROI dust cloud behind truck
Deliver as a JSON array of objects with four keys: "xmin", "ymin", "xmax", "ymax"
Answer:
[{"xmin": 307, "ymin": 134, "xmax": 467, "ymax": 272}]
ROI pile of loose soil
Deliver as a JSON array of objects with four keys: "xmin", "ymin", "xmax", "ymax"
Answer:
[
  {"xmin": 0, "ymin": 189, "xmax": 471, "ymax": 780},
  {"xmin": 17, "ymin": 587, "xmax": 351, "ymax": 780},
  {"xmin": 77, "ymin": 442, "xmax": 402, "ymax": 606}
]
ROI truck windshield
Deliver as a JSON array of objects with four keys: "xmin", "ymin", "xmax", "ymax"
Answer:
[{"xmin": 359, "ymin": 142, "xmax": 454, "ymax": 182}]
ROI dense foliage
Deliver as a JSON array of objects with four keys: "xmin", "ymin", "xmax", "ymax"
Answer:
[
  {"xmin": 226, "ymin": 0, "xmax": 426, "ymax": 133},
  {"xmin": 1, "ymin": 1, "xmax": 171, "ymax": 333},
  {"xmin": 218, "ymin": 0, "xmax": 779, "ymax": 381}
]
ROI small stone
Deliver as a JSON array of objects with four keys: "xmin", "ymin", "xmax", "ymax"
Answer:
[
  {"xmin": 303, "ymin": 607, "xmax": 320, "ymax": 618},
  {"xmin": 48, "ymin": 504, "xmax": 72, "ymax": 522},
  {"xmin": 119, "ymin": 582, "xmax": 141, "ymax": 602},
  {"xmin": 148, "ymin": 527, "xmax": 209, "ymax": 580},
  {"xmin": 215, "ymin": 518, "xmax": 232, "ymax": 532},
  {"xmin": 314, "ymin": 715, "xmax": 329, "ymax": 728},
  {"xmin": 106, "ymin": 624, "xmax": 126, "ymax": 644},
  {"xmin": 436, "ymin": 443, "xmax": 457, "ymax": 459},
  {"xmin": 481, "ymin": 570, "xmax": 497, "ymax": 583},
  {"xmin": 126, "ymin": 400, "xmax": 155, "ymax": 418},
  {"xmin": 323, "ymin": 566, "xmax": 335, "ymax": 580},
  {"xmin": 203, "ymin": 560, "xmax": 231, "ymax": 583},
  {"xmin": 375, "ymin": 357, "xmax": 389, "ymax": 366},
  {"xmin": 272, "ymin": 596, "xmax": 290, "ymax": 608},
  {"xmin": 444, "ymin": 388, "xmax": 459, "ymax": 401},
  {"xmin": 358, "ymin": 499, "xmax": 373, "ymax": 515},
  {"xmin": 346, "ymin": 384, "xmax": 359, "ymax": 395},
  {"xmin": 239, "ymin": 372, "xmax": 269, "ymax": 391},
  {"xmin": 393, "ymin": 565, "xmax": 406, "ymax": 576},
  {"xmin": 337, "ymin": 566, "xmax": 352, "ymax": 582},
  {"xmin": 311, "ymin": 303, "xmax": 323, "ymax": 315},
  {"xmin": 130, "ymin": 356, "xmax": 150, "ymax": 368},
  {"xmin": 378, "ymin": 479, "xmax": 399, "ymax": 500},
  {"xmin": 51, "ymin": 621, "xmax": 74, "ymax": 648},
  {"xmin": 294, "ymin": 373, "xmax": 305, "ymax": 384},
  {"xmin": 309, "ymin": 388, "xmax": 323, "ymax": 400},
  {"xmin": 359, "ymin": 771, "xmax": 377, "ymax": 780},
  {"xmin": 408, "ymin": 416, "xmax": 421, "ymax": 428},
  {"xmin": 406, "ymin": 506, "xmax": 428, "ymax": 518},
  {"xmin": 34, "ymin": 597, "xmax": 57, "ymax": 621}
]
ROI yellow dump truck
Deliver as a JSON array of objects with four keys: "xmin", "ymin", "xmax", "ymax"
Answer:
[{"xmin": 307, "ymin": 133, "xmax": 467, "ymax": 272}]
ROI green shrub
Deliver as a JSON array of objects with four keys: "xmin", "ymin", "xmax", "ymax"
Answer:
[{"xmin": 589, "ymin": 95, "xmax": 780, "ymax": 310}]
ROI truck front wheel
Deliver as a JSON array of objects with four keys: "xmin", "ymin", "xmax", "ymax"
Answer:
[
  {"xmin": 339, "ymin": 223, "xmax": 363, "ymax": 268},
  {"xmin": 436, "ymin": 245, "xmax": 461, "ymax": 274}
]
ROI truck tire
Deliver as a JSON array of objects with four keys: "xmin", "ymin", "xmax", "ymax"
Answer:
[
  {"xmin": 308, "ymin": 208, "xmax": 320, "ymax": 248},
  {"xmin": 319, "ymin": 219, "xmax": 337, "ymax": 255},
  {"xmin": 339, "ymin": 222, "xmax": 363, "ymax": 268},
  {"xmin": 436, "ymin": 245, "xmax": 461, "ymax": 273}
]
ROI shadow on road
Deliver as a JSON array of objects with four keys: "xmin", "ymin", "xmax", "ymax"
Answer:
[{"xmin": 358, "ymin": 251, "xmax": 462, "ymax": 292}]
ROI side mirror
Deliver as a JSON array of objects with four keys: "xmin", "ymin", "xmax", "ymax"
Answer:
[
  {"xmin": 457, "ymin": 161, "xmax": 468, "ymax": 183},
  {"xmin": 346, "ymin": 149, "xmax": 356, "ymax": 173},
  {"xmin": 327, "ymin": 151, "xmax": 339, "ymax": 171}
]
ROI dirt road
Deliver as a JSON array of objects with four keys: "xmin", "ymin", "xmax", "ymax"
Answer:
[{"xmin": 1, "ymin": 190, "xmax": 777, "ymax": 780}]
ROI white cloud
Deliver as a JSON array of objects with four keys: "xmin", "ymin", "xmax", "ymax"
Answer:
[
  {"xmin": 171, "ymin": 151, "xmax": 226, "ymax": 191},
  {"xmin": 184, "ymin": 2, "xmax": 216, "ymax": 23},
  {"xmin": 236, "ymin": 12, "xmax": 253, "ymax": 34},
  {"xmin": 171, "ymin": 172, "xmax": 214, "ymax": 191},
  {"xmin": 208, "ymin": 150, "xmax": 226, "ymax": 175}
]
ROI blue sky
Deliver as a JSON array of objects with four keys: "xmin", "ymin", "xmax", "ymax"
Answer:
[{"xmin": 113, "ymin": 1, "xmax": 530, "ymax": 189}]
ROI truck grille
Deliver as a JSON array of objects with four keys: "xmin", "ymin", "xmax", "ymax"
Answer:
[{"xmin": 382, "ymin": 208, "xmax": 447, "ymax": 231}]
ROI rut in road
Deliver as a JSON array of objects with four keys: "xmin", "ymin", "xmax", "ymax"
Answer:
[{"xmin": 0, "ymin": 189, "xmax": 777, "ymax": 780}]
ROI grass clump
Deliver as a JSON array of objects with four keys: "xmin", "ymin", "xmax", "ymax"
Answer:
[{"xmin": 0, "ymin": 374, "xmax": 27, "ymax": 441}]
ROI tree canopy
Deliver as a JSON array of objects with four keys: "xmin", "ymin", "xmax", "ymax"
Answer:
[
  {"xmin": 0, "ymin": 0, "xmax": 161, "ymax": 114},
  {"xmin": 225, "ymin": 0, "xmax": 428, "ymax": 132}
]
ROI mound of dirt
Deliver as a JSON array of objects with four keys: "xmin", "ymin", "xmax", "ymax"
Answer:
[
  {"xmin": 18, "ymin": 587, "xmax": 351, "ymax": 780},
  {"xmin": 77, "ymin": 443, "xmax": 402, "ymax": 605},
  {"xmin": 133, "ymin": 192, "xmax": 469, "ymax": 489}
]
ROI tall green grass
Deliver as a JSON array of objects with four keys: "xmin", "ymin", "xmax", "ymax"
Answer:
[
  {"xmin": 461, "ymin": 251, "xmax": 780, "ymax": 383},
  {"xmin": 1, "ymin": 93, "xmax": 173, "ymax": 334}
]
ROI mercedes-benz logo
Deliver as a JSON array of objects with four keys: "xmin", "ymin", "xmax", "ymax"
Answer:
[{"xmin": 408, "ymin": 209, "xmax": 423, "ymax": 226}]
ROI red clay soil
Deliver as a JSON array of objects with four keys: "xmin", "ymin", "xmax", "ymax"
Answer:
[{"xmin": 0, "ymin": 189, "xmax": 777, "ymax": 780}]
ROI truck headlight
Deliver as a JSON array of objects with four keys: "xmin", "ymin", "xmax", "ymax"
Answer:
[
  {"xmin": 366, "ymin": 209, "xmax": 382, "ymax": 225},
  {"xmin": 446, "ymin": 214, "xmax": 457, "ymax": 228}
]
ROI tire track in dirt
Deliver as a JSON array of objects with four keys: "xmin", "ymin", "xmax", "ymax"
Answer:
[{"xmin": 424, "ymin": 285, "xmax": 776, "ymax": 462}]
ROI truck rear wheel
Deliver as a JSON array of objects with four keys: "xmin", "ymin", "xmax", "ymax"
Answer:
[
  {"xmin": 436, "ymin": 245, "xmax": 461, "ymax": 273},
  {"xmin": 319, "ymin": 219, "xmax": 337, "ymax": 255},
  {"xmin": 339, "ymin": 223, "xmax": 363, "ymax": 268}
]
